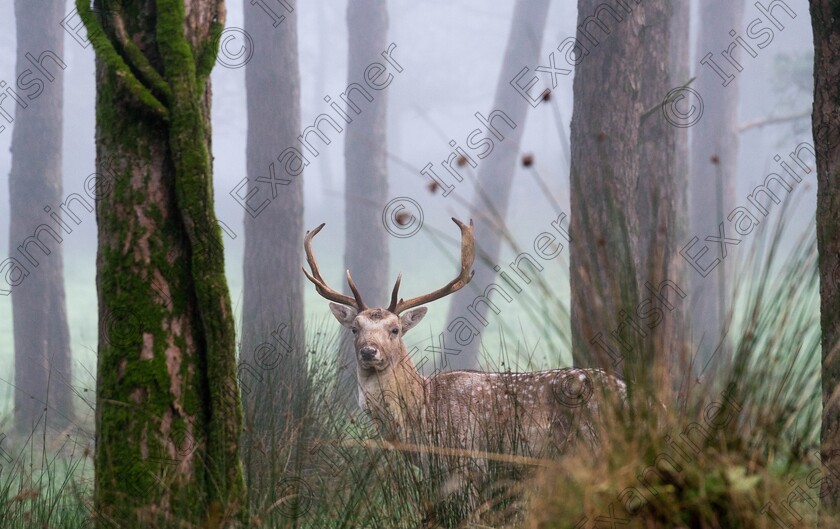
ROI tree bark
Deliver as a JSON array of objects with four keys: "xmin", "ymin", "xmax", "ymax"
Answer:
[
  {"xmin": 810, "ymin": 0, "xmax": 840, "ymax": 518},
  {"xmin": 339, "ymin": 0, "xmax": 390, "ymax": 406},
  {"xmin": 637, "ymin": 1, "xmax": 689, "ymax": 394},
  {"xmin": 568, "ymin": 1, "xmax": 649, "ymax": 377},
  {"xmin": 10, "ymin": 0, "xmax": 74, "ymax": 435},
  {"xmin": 443, "ymin": 0, "xmax": 551, "ymax": 370},
  {"xmin": 689, "ymin": 0, "xmax": 744, "ymax": 379},
  {"xmin": 241, "ymin": 0, "xmax": 307, "ymax": 483},
  {"xmin": 78, "ymin": 0, "xmax": 247, "ymax": 524}
]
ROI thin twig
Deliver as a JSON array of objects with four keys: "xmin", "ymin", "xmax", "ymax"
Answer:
[{"xmin": 738, "ymin": 109, "xmax": 811, "ymax": 133}]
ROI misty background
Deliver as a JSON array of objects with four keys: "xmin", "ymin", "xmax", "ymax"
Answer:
[{"xmin": 0, "ymin": 0, "xmax": 817, "ymax": 416}]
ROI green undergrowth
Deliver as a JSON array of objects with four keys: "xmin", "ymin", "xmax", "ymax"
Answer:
[{"xmin": 0, "ymin": 216, "xmax": 834, "ymax": 528}]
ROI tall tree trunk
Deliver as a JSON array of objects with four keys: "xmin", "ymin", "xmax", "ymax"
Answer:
[
  {"xmin": 78, "ymin": 0, "xmax": 247, "ymax": 524},
  {"xmin": 241, "ymin": 0, "xmax": 307, "ymax": 488},
  {"xmin": 637, "ymin": 1, "xmax": 689, "ymax": 395},
  {"xmin": 9, "ymin": 0, "xmax": 73, "ymax": 435},
  {"xmin": 810, "ymin": 0, "xmax": 840, "ymax": 518},
  {"xmin": 667, "ymin": 0, "xmax": 692, "ymax": 394},
  {"xmin": 340, "ymin": 0, "xmax": 389, "ymax": 406},
  {"xmin": 443, "ymin": 0, "xmax": 551, "ymax": 370},
  {"xmin": 689, "ymin": 0, "xmax": 744, "ymax": 379},
  {"xmin": 569, "ymin": 2, "xmax": 648, "ymax": 378}
]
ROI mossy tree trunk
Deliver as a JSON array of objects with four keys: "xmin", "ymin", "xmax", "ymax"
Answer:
[
  {"xmin": 443, "ymin": 0, "xmax": 551, "ymax": 370},
  {"xmin": 10, "ymin": 0, "xmax": 74, "ymax": 435},
  {"xmin": 77, "ymin": 0, "xmax": 247, "ymax": 525},
  {"xmin": 241, "ymin": 0, "xmax": 308, "ymax": 501},
  {"xmin": 810, "ymin": 0, "xmax": 840, "ymax": 518}
]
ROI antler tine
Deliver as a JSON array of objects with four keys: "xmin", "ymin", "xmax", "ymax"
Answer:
[
  {"xmin": 302, "ymin": 223, "xmax": 361, "ymax": 309},
  {"xmin": 346, "ymin": 270, "xmax": 367, "ymax": 310},
  {"xmin": 394, "ymin": 218, "xmax": 475, "ymax": 314},
  {"xmin": 387, "ymin": 273, "xmax": 402, "ymax": 313}
]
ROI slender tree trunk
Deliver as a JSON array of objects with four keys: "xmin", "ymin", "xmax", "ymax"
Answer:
[
  {"xmin": 667, "ymin": 0, "xmax": 692, "ymax": 394},
  {"xmin": 689, "ymin": 0, "xmax": 744, "ymax": 379},
  {"xmin": 443, "ymin": 0, "xmax": 551, "ymax": 370},
  {"xmin": 810, "ymin": 0, "xmax": 840, "ymax": 518},
  {"xmin": 340, "ymin": 0, "xmax": 389, "ymax": 406},
  {"xmin": 9, "ymin": 0, "xmax": 73, "ymax": 435},
  {"xmin": 78, "ymin": 0, "xmax": 247, "ymax": 524},
  {"xmin": 241, "ymin": 0, "xmax": 307, "ymax": 486},
  {"xmin": 569, "ymin": 1, "xmax": 648, "ymax": 378},
  {"xmin": 637, "ymin": 1, "xmax": 689, "ymax": 394}
]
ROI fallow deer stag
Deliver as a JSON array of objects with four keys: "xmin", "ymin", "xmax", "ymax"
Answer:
[{"xmin": 303, "ymin": 217, "xmax": 625, "ymax": 507}]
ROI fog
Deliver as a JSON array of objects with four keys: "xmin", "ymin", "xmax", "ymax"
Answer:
[{"xmin": 0, "ymin": 0, "xmax": 817, "ymax": 413}]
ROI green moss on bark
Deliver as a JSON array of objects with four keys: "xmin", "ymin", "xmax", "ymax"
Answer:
[{"xmin": 83, "ymin": 0, "xmax": 247, "ymax": 525}]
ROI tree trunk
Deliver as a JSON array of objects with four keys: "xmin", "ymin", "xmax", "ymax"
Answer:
[
  {"xmin": 443, "ymin": 0, "xmax": 551, "ymax": 370},
  {"xmin": 689, "ymin": 0, "xmax": 744, "ymax": 379},
  {"xmin": 568, "ymin": 1, "xmax": 649, "ymax": 377},
  {"xmin": 9, "ymin": 0, "xmax": 73, "ymax": 435},
  {"xmin": 340, "ymin": 0, "xmax": 390, "ymax": 406},
  {"xmin": 78, "ymin": 0, "xmax": 247, "ymax": 524},
  {"xmin": 637, "ymin": 1, "xmax": 689, "ymax": 394},
  {"xmin": 241, "ymin": 0, "xmax": 307, "ymax": 486},
  {"xmin": 810, "ymin": 0, "xmax": 840, "ymax": 518},
  {"xmin": 667, "ymin": 0, "xmax": 692, "ymax": 394}
]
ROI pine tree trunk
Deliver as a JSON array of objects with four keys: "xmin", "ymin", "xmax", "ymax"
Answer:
[
  {"xmin": 637, "ymin": 1, "xmax": 689, "ymax": 393},
  {"xmin": 569, "ymin": 1, "xmax": 648, "ymax": 376},
  {"xmin": 340, "ymin": 0, "xmax": 390, "ymax": 406},
  {"xmin": 689, "ymin": 0, "xmax": 744, "ymax": 378},
  {"xmin": 443, "ymin": 0, "xmax": 551, "ymax": 370},
  {"xmin": 810, "ymin": 0, "xmax": 840, "ymax": 517},
  {"xmin": 9, "ymin": 0, "xmax": 73, "ymax": 435},
  {"xmin": 241, "ymin": 0, "xmax": 307, "ymax": 484},
  {"xmin": 78, "ymin": 0, "xmax": 247, "ymax": 524}
]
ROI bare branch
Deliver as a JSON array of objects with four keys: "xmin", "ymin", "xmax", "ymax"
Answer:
[{"xmin": 738, "ymin": 109, "xmax": 811, "ymax": 133}]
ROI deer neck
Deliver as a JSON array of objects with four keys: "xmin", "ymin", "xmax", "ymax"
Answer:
[{"xmin": 357, "ymin": 343, "xmax": 426, "ymax": 442}]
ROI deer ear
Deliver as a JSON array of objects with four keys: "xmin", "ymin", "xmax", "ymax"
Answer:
[
  {"xmin": 329, "ymin": 302, "xmax": 357, "ymax": 328},
  {"xmin": 400, "ymin": 307, "xmax": 427, "ymax": 335}
]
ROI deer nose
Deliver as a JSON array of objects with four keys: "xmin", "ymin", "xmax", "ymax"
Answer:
[{"xmin": 359, "ymin": 346, "xmax": 377, "ymax": 361}]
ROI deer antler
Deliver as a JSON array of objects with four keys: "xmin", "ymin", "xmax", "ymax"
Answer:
[
  {"xmin": 302, "ymin": 223, "xmax": 367, "ymax": 310},
  {"xmin": 388, "ymin": 218, "xmax": 475, "ymax": 314}
]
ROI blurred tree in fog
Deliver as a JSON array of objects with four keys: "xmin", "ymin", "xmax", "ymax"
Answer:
[
  {"xmin": 443, "ymin": 0, "xmax": 551, "ymax": 370},
  {"xmin": 78, "ymin": 0, "xmax": 246, "ymax": 523},
  {"xmin": 689, "ymin": 0, "xmax": 745, "ymax": 377},
  {"xmin": 240, "ymin": 0, "xmax": 308, "ymax": 480},
  {"xmin": 9, "ymin": 0, "xmax": 73, "ymax": 434},
  {"xmin": 339, "ymin": 0, "xmax": 391, "ymax": 406}
]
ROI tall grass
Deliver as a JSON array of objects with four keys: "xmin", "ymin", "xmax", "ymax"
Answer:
[{"xmin": 0, "ymin": 194, "xmax": 831, "ymax": 528}]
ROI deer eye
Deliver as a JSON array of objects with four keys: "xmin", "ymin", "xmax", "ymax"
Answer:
[
  {"xmin": 351, "ymin": 328, "xmax": 358, "ymax": 334},
  {"xmin": 390, "ymin": 328, "xmax": 399, "ymax": 336}
]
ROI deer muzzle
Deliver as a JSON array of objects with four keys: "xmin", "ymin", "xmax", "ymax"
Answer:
[{"xmin": 359, "ymin": 346, "xmax": 378, "ymax": 362}]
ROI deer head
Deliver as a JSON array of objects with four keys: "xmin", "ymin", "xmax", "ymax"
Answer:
[{"xmin": 302, "ymin": 218, "xmax": 475, "ymax": 374}]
